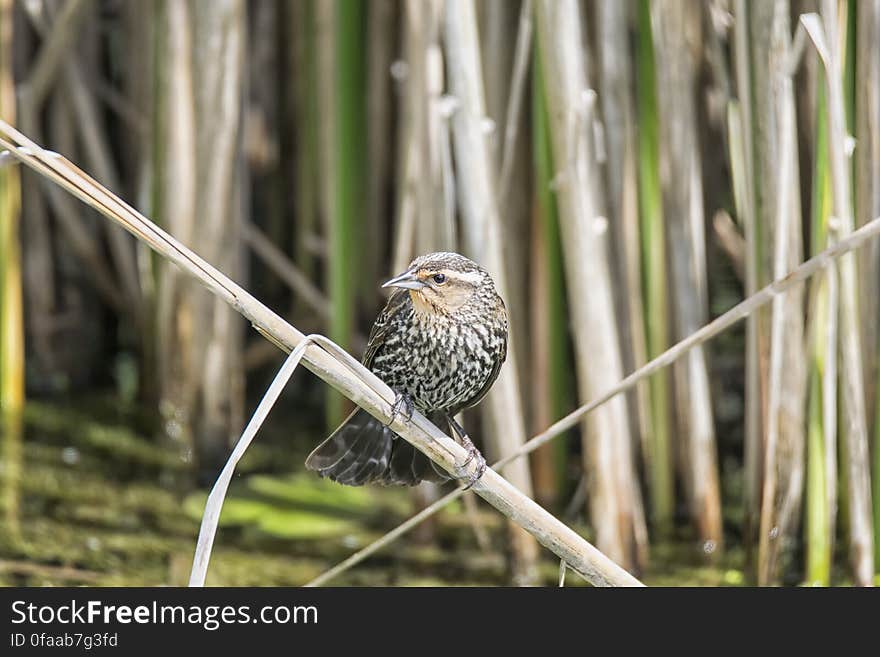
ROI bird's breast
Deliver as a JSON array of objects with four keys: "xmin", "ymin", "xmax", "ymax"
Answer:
[{"xmin": 371, "ymin": 312, "xmax": 504, "ymax": 413}]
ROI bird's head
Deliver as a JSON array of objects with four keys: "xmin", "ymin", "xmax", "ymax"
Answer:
[{"xmin": 382, "ymin": 252, "xmax": 496, "ymax": 315}]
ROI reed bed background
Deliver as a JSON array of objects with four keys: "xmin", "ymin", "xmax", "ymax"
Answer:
[{"xmin": 0, "ymin": 0, "xmax": 879, "ymax": 586}]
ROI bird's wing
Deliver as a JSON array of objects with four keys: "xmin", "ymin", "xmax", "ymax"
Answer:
[{"xmin": 362, "ymin": 288, "xmax": 411, "ymax": 367}]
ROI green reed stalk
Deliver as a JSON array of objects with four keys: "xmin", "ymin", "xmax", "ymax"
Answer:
[
  {"xmin": 636, "ymin": 0, "xmax": 673, "ymax": 533},
  {"xmin": 0, "ymin": 0, "xmax": 23, "ymax": 536},
  {"xmin": 805, "ymin": 73, "xmax": 834, "ymax": 585},
  {"xmin": 326, "ymin": 0, "xmax": 366, "ymax": 427},
  {"xmin": 532, "ymin": 44, "xmax": 571, "ymax": 498},
  {"xmin": 292, "ymin": 0, "xmax": 320, "ymax": 294}
]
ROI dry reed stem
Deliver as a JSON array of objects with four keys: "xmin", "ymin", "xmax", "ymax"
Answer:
[
  {"xmin": 242, "ymin": 221, "xmax": 329, "ymax": 319},
  {"xmin": 536, "ymin": 0, "xmax": 647, "ymax": 569},
  {"xmin": 18, "ymin": 0, "xmax": 92, "ymax": 111},
  {"xmin": 307, "ymin": 207, "xmax": 880, "ymax": 585},
  {"xmin": 758, "ymin": 9, "xmax": 806, "ymax": 582},
  {"xmin": 712, "ymin": 210, "xmax": 746, "ymax": 282},
  {"xmin": 0, "ymin": 121, "xmax": 641, "ymax": 588},
  {"xmin": 597, "ymin": 0, "xmax": 651, "ymax": 471},
  {"xmin": 652, "ymin": 0, "xmax": 723, "ymax": 548},
  {"xmin": 497, "ymin": 0, "xmax": 532, "ymax": 206},
  {"xmin": 444, "ymin": 0, "xmax": 540, "ymax": 584}
]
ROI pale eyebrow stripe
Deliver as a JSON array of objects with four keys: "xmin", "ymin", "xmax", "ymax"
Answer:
[{"xmin": 449, "ymin": 269, "xmax": 482, "ymax": 284}]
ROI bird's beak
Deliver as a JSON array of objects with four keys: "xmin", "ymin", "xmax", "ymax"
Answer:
[{"xmin": 382, "ymin": 270, "xmax": 426, "ymax": 290}]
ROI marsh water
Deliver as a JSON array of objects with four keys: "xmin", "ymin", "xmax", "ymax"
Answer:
[{"xmin": 0, "ymin": 397, "xmax": 747, "ymax": 587}]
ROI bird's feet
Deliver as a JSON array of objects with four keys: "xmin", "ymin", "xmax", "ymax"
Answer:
[
  {"xmin": 459, "ymin": 438, "xmax": 487, "ymax": 490},
  {"xmin": 447, "ymin": 415, "xmax": 487, "ymax": 489},
  {"xmin": 386, "ymin": 391, "xmax": 415, "ymax": 427}
]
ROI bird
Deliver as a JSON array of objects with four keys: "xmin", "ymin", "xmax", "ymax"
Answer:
[{"xmin": 305, "ymin": 251, "xmax": 508, "ymax": 487}]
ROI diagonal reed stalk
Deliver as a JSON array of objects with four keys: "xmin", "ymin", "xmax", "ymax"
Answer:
[
  {"xmin": 307, "ymin": 196, "xmax": 880, "ymax": 584},
  {"xmin": 0, "ymin": 121, "xmax": 642, "ymax": 588}
]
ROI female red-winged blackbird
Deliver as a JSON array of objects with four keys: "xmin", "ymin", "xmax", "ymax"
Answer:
[{"xmin": 305, "ymin": 251, "xmax": 508, "ymax": 486}]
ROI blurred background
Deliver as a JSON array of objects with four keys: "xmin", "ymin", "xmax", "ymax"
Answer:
[{"xmin": 0, "ymin": 0, "xmax": 879, "ymax": 586}]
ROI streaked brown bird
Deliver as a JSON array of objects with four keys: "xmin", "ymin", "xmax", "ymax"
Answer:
[{"xmin": 305, "ymin": 251, "xmax": 508, "ymax": 487}]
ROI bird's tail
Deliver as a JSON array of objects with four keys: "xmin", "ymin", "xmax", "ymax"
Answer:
[{"xmin": 305, "ymin": 407, "xmax": 449, "ymax": 486}]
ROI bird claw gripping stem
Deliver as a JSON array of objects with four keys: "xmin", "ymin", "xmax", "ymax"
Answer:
[
  {"xmin": 386, "ymin": 391, "xmax": 415, "ymax": 427},
  {"xmin": 446, "ymin": 415, "xmax": 487, "ymax": 489},
  {"xmin": 457, "ymin": 435, "xmax": 487, "ymax": 490}
]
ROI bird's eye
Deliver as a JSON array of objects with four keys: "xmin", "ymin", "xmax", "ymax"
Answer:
[{"xmin": 432, "ymin": 273, "xmax": 447, "ymax": 285}]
